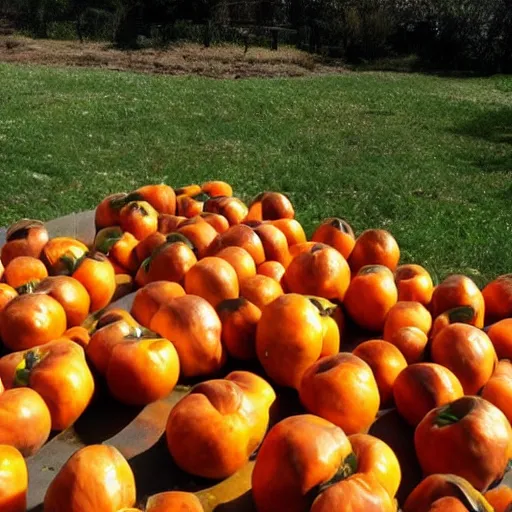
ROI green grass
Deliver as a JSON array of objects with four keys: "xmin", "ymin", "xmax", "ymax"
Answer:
[{"xmin": 0, "ymin": 63, "xmax": 511, "ymax": 283}]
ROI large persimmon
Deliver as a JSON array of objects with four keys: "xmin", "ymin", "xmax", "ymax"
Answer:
[
  {"xmin": 348, "ymin": 229, "xmax": 400, "ymax": 274},
  {"xmin": 311, "ymin": 217, "xmax": 355, "ymax": 260},
  {"xmin": 394, "ymin": 264, "xmax": 434, "ymax": 306}
]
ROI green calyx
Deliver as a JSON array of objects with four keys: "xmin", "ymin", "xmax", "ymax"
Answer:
[
  {"xmin": 446, "ymin": 305, "xmax": 476, "ymax": 324},
  {"xmin": 60, "ymin": 251, "xmax": 88, "ymax": 275},
  {"xmin": 94, "ymin": 227, "xmax": 124, "ymax": 255},
  {"xmin": 307, "ymin": 296, "xmax": 338, "ymax": 317},
  {"xmin": 434, "ymin": 397, "xmax": 474, "ymax": 427},
  {"xmin": 14, "ymin": 350, "xmax": 42, "ymax": 387},
  {"xmin": 16, "ymin": 280, "xmax": 39, "ymax": 295},
  {"xmin": 109, "ymin": 192, "xmax": 142, "ymax": 210}
]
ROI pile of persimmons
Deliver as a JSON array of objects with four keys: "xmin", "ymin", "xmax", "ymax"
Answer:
[{"xmin": 1, "ymin": 181, "xmax": 512, "ymax": 512}]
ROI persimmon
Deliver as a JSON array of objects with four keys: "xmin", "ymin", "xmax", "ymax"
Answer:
[
  {"xmin": 403, "ymin": 474, "xmax": 494, "ymax": 512},
  {"xmin": 482, "ymin": 274, "xmax": 512, "ymax": 324},
  {"xmin": 388, "ymin": 326, "xmax": 428, "ymax": 364},
  {"xmin": 198, "ymin": 212, "xmax": 230, "ymax": 233},
  {"xmin": 41, "ymin": 237, "xmax": 88, "ymax": 275},
  {"xmin": 177, "ymin": 220, "xmax": 218, "ymax": 259},
  {"xmin": 150, "ymin": 294, "xmax": 225, "ymax": 378},
  {"xmin": 257, "ymin": 261, "xmax": 285, "ymax": 283},
  {"xmin": 348, "ymin": 229, "xmax": 400, "ymax": 274},
  {"xmin": 43, "ymin": 444, "xmax": 136, "ymax": 512},
  {"xmin": 256, "ymin": 294, "xmax": 340, "ymax": 389},
  {"xmin": 383, "ymin": 301, "xmax": 432, "ymax": 341},
  {"xmin": 0, "ymin": 338, "xmax": 94, "ymax": 430},
  {"xmin": 393, "ymin": 362, "xmax": 464, "ymax": 426},
  {"xmin": 144, "ymin": 235, "xmax": 197, "ymax": 284},
  {"xmin": 0, "ymin": 445, "xmax": 27, "ymax": 512},
  {"xmin": 94, "ymin": 227, "xmax": 139, "ymax": 273},
  {"xmin": 203, "ymin": 196, "xmax": 248, "ymax": 225},
  {"xmin": 207, "ymin": 224, "xmax": 266, "ymax": 265},
  {"xmin": 310, "ymin": 473, "xmax": 396, "ymax": 512},
  {"xmin": 299, "ymin": 353, "xmax": 380, "ymax": 434},
  {"xmin": 145, "ymin": 492, "xmax": 204, "ymax": 512},
  {"xmin": 482, "ymin": 360, "xmax": 512, "ymax": 424},
  {"xmin": 344, "ymin": 265, "xmax": 398, "ymax": 332},
  {"xmin": 217, "ymin": 298, "xmax": 262, "ymax": 360},
  {"xmin": 157, "ymin": 213, "xmax": 186, "ymax": 234},
  {"xmin": 94, "ymin": 192, "xmax": 127, "ymax": 229},
  {"xmin": 270, "ymin": 218, "xmax": 306, "ymax": 246},
  {"xmin": 0, "ymin": 387, "xmax": 51, "ymax": 457},
  {"xmin": 251, "ymin": 414, "xmax": 354, "ymax": 512},
  {"xmin": 1, "ymin": 294, "xmax": 67, "ymax": 351},
  {"xmin": 431, "ymin": 274, "xmax": 485, "ymax": 329},
  {"xmin": 33, "ymin": 276, "xmax": 90, "ymax": 327},
  {"xmin": 176, "ymin": 194, "xmax": 204, "ymax": 218},
  {"xmin": 259, "ymin": 192, "xmax": 295, "ymax": 220},
  {"xmin": 175, "ymin": 184, "xmax": 202, "ymax": 197},
  {"xmin": 166, "ymin": 371, "xmax": 275, "ymax": 479},
  {"xmin": 395, "ymin": 264, "xmax": 434, "ymax": 306},
  {"xmin": 3, "ymin": 256, "xmax": 47, "ymax": 289},
  {"xmin": 240, "ymin": 274, "xmax": 283, "ymax": 310},
  {"xmin": 202, "ymin": 180, "xmax": 233, "ymax": 198},
  {"xmin": 284, "ymin": 243, "xmax": 351, "ymax": 301},
  {"xmin": 119, "ymin": 200, "xmax": 158, "ymax": 240},
  {"xmin": 415, "ymin": 396, "xmax": 512, "ymax": 491},
  {"xmin": 311, "ymin": 217, "xmax": 356, "ymax": 260},
  {"xmin": 184, "ymin": 257, "xmax": 239, "ymax": 309},
  {"xmin": 133, "ymin": 183, "xmax": 176, "ymax": 215},
  {"xmin": 307, "ymin": 296, "xmax": 343, "ymax": 356},
  {"xmin": 252, "ymin": 223, "xmax": 291, "ymax": 267},
  {"xmin": 348, "ymin": 433, "xmax": 401, "ymax": 498},
  {"xmin": 215, "ymin": 246, "xmax": 256, "ymax": 284},
  {"xmin": 134, "ymin": 231, "xmax": 166, "ymax": 265},
  {"xmin": 484, "ymin": 487, "xmax": 512, "ymax": 512},
  {"xmin": 352, "ymin": 340, "xmax": 407, "ymax": 408},
  {"xmin": 1, "ymin": 219, "xmax": 49, "ymax": 266},
  {"xmin": 0, "ymin": 284, "xmax": 17, "ymax": 319},
  {"xmin": 429, "ymin": 305, "xmax": 477, "ymax": 340},
  {"xmin": 487, "ymin": 318, "xmax": 512, "ymax": 359},
  {"xmin": 431, "ymin": 323, "xmax": 496, "ymax": 394},
  {"xmin": 63, "ymin": 326, "xmax": 90, "ymax": 349},
  {"xmin": 289, "ymin": 241, "xmax": 317, "ymax": 259},
  {"xmin": 71, "ymin": 251, "xmax": 116, "ymax": 312},
  {"xmin": 131, "ymin": 281, "xmax": 186, "ymax": 328}
]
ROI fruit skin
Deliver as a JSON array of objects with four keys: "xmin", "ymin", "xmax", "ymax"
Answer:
[
  {"xmin": 394, "ymin": 264, "xmax": 434, "ymax": 306},
  {"xmin": 257, "ymin": 261, "xmax": 285, "ymax": 283},
  {"xmin": 43, "ymin": 444, "xmax": 136, "ymax": 512},
  {"xmin": 166, "ymin": 371, "xmax": 275, "ymax": 479},
  {"xmin": 269, "ymin": 218, "xmax": 306, "ymax": 246},
  {"xmin": 344, "ymin": 265, "xmax": 398, "ymax": 332},
  {"xmin": 383, "ymin": 301, "xmax": 432, "ymax": 341},
  {"xmin": 150, "ymin": 294, "xmax": 225, "ymax": 378},
  {"xmin": 310, "ymin": 473, "xmax": 396, "ymax": 512},
  {"xmin": 487, "ymin": 318, "xmax": 512, "ymax": 359},
  {"xmin": 207, "ymin": 224, "xmax": 265, "ymax": 265},
  {"xmin": 0, "ymin": 386, "xmax": 52, "ymax": 456},
  {"xmin": 482, "ymin": 274, "xmax": 512, "ymax": 324},
  {"xmin": 1, "ymin": 219, "xmax": 49, "ymax": 267},
  {"xmin": 283, "ymin": 243, "xmax": 351, "ymax": 302},
  {"xmin": 0, "ymin": 445, "xmax": 28, "ymax": 512},
  {"xmin": 251, "ymin": 414, "xmax": 354, "ymax": 512},
  {"xmin": 431, "ymin": 323, "xmax": 497, "ymax": 395},
  {"xmin": 352, "ymin": 340, "xmax": 407, "ymax": 408},
  {"xmin": 95, "ymin": 192, "xmax": 127, "ymax": 230},
  {"xmin": 240, "ymin": 274, "xmax": 283, "ymax": 310},
  {"xmin": 176, "ymin": 195, "xmax": 204, "ymax": 218},
  {"xmin": 431, "ymin": 274, "xmax": 485, "ymax": 329},
  {"xmin": 311, "ymin": 217, "xmax": 356, "ymax": 260},
  {"xmin": 184, "ymin": 257, "xmax": 239, "ymax": 309},
  {"xmin": 216, "ymin": 246, "xmax": 256, "ymax": 284},
  {"xmin": 41, "ymin": 237, "xmax": 88, "ymax": 276},
  {"xmin": 388, "ymin": 326, "xmax": 428, "ymax": 364},
  {"xmin": 177, "ymin": 220, "xmax": 218, "ymax": 259},
  {"xmin": 217, "ymin": 298, "xmax": 262, "ymax": 361},
  {"xmin": 256, "ymin": 294, "xmax": 339, "ymax": 389},
  {"xmin": 134, "ymin": 183, "xmax": 177, "ymax": 215},
  {"xmin": 145, "ymin": 491, "xmax": 204, "ymax": 511},
  {"xmin": 403, "ymin": 473, "xmax": 494, "ymax": 512},
  {"xmin": 348, "ymin": 433, "xmax": 401, "ymax": 499},
  {"xmin": 393, "ymin": 362, "xmax": 464, "ymax": 426},
  {"xmin": 202, "ymin": 180, "xmax": 233, "ymax": 198},
  {"xmin": 4, "ymin": 256, "xmax": 48, "ymax": 289},
  {"xmin": 482, "ymin": 359, "xmax": 512, "ymax": 425},
  {"xmin": 203, "ymin": 196, "xmax": 248, "ymax": 225},
  {"xmin": 248, "ymin": 192, "xmax": 295, "ymax": 221},
  {"xmin": 348, "ymin": 229, "xmax": 400, "ymax": 274},
  {"xmin": 429, "ymin": 305, "xmax": 477, "ymax": 340},
  {"xmin": 0, "ymin": 337, "xmax": 95, "ymax": 430},
  {"xmin": 175, "ymin": 184, "xmax": 202, "ymax": 197},
  {"xmin": 484, "ymin": 486, "xmax": 512, "ymax": 512},
  {"xmin": 131, "ymin": 281, "xmax": 186, "ymax": 328},
  {"xmin": 253, "ymin": 223, "xmax": 291, "ymax": 267},
  {"xmin": 299, "ymin": 353, "xmax": 380, "ymax": 435},
  {"xmin": 1, "ymin": 293, "xmax": 67, "ymax": 351},
  {"xmin": 119, "ymin": 200, "xmax": 158, "ymax": 240},
  {"xmin": 414, "ymin": 396, "xmax": 512, "ymax": 492}
]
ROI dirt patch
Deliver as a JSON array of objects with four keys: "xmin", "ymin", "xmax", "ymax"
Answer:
[{"xmin": 0, "ymin": 36, "xmax": 347, "ymax": 78}]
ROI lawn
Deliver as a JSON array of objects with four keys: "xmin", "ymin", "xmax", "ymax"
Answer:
[{"xmin": 0, "ymin": 62, "xmax": 511, "ymax": 283}]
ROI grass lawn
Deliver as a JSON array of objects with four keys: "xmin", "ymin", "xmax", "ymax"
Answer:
[{"xmin": 0, "ymin": 62, "xmax": 511, "ymax": 283}]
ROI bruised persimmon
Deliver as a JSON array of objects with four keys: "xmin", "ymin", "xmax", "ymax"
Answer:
[
  {"xmin": 311, "ymin": 217, "xmax": 356, "ymax": 260},
  {"xmin": 344, "ymin": 265, "xmax": 398, "ymax": 332},
  {"xmin": 176, "ymin": 194, "xmax": 204, "ymax": 218},
  {"xmin": 348, "ymin": 229, "xmax": 400, "ymax": 274},
  {"xmin": 393, "ymin": 363, "xmax": 464, "ymax": 426},
  {"xmin": 257, "ymin": 261, "xmax": 285, "ymax": 283},
  {"xmin": 383, "ymin": 300, "xmax": 432, "ymax": 341},
  {"xmin": 119, "ymin": 200, "xmax": 158, "ymax": 241},
  {"xmin": 215, "ymin": 246, "xmax": 256, "ymax": 284},
  {"xmin": 388, "ymin": 326, "xmax": 428, "ymax": 364},
  {"xmin": 240, "ymin": 274, "xmax": 283, "ymax": 310},
  {"xmin": 203, "ymin": 196, "xmax": 248, "ymax": 225},
  {"xmin": 482, "ymin": 274, "xmax": 512, "ymax": 325},
  {"xmin": 395, "ymin": 264, "xmax": 434, "ymax": 306},
  {"xmin": 157, "ymin": 214, "xmax": 186, "ymax": 234},
  {"xmin": 1, "ymin": 219, "xmax": 49, "ymax": 266},
  {"xmin": 202, "ymin": 180, "xmax": 233, "ymax": 198},
  {"xmin": 284, "ymin": 243, "xmax": 351, "ymax": 301},
  {"xmin": 257, "ymin": 192, "xmax": 295, "ymax": 220}
]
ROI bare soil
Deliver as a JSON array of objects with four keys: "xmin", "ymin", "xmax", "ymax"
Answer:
[{"xmin": 0, "ymin": 36, "xmax": 347, "ymax": 78}]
